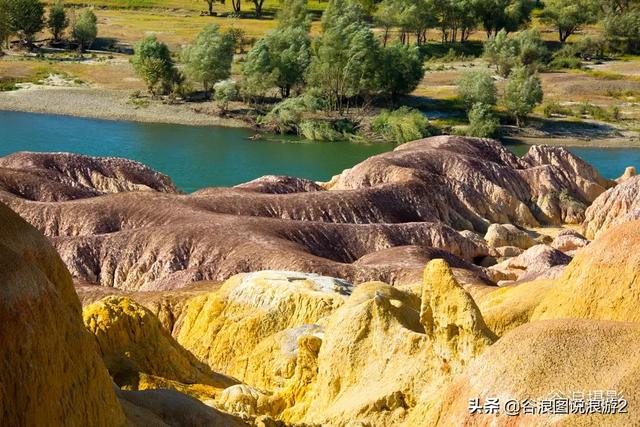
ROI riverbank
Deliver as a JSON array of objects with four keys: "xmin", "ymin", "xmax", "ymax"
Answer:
[
  {"xmin": 0, "ymin": 85, "xmax": 249, "ymax": 128},
  {"xmin": 2, "ymin": 83, "xmax": 640, "ymax": 148}
]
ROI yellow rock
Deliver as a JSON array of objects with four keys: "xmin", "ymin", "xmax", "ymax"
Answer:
[
  {"xmin": 176, "ymin": 270, "xmax": 351, "ymax": 384},
  {"xmin": 83, "ymin": 296, "xmax": 235, "ymax": 397},
  {"xmin": 431, "ymin": 319, "xmax": 640, "ymax": 426},
  {"xmin": 0, "ymin": 203, "xmax": 126, "ymax": 426},
  {"xmin": 282, "ymin": 260, "xmax": 495, "ymax": 426},
  {"xmin": 533, "ymin": 220, "xmax": 640, "ymax": 322}
]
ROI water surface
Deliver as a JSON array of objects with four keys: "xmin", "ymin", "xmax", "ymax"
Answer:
[{"xmin": 1, "ymin": 110, "xmax": 638, "ymax": 192}]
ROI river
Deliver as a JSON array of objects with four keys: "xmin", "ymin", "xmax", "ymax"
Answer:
[{"xmin": 1, "ymin": 110, "xmax": 638, "ymax": 192}]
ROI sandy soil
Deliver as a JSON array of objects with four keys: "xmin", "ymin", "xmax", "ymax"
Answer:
[{"xmin": 0, "ymin": 85, "xmax": 248, "ymax": 128}]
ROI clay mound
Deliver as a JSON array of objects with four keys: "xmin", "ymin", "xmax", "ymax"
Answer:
[
  {"xmin": 0, "ymin": 151, "xmax": 177, "ymax": 201},
  {"xmin": 0, "ymin": 137, "xmax": 609, "ymax": 290},
  {"xmin": 83, "ymin": 296, "xmax": 237, "ymax": 393},
  {"xmin": 583, "ymin": 174, "xmax": 640, "ymax": 239},
  {"xmin": 533, "ymin": 219, "xmax": 640, "ymax": 323},
  {"xmin": 432, "ymin": 319, "xmax": 640, "ymax": 426},
  {"xmin": 328, "ymin": 136, "xmax": 611, "ymax": 227},
  {"xmin": 233, "ymin": 175, "xmax": 323, "ymax": 194},
  {"xmin": 0, "ymin": 202, "xmax": 126, "ymax": 426}
]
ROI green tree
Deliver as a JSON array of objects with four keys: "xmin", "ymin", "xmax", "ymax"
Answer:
[
  {"xmin": 483, "ymin": 29, "xmax": 519, "ymax": 77},
  {"xmin": 132, "ymin": 35, "xmax": 177, "ymax": 96},
  {"xmin": 4, "ymin": 0, "xmax": 44, "ymax": 47},
  {"xmin": 466, "ymin": 102, "xmax": 499, "ymax": 137},
  {"xmin": 213, "ymin": 79, "xmax": 238, "ymax": 113},
  {"xmin": 72, "ymin": 9, "xmax": 97, "ymax": 52},
  {"xmin": 502, "ymin": 66, "xmax": 543, "ymax": 126},
  {"xmin": 456, "ymin": 70, "xmax": 497, "ymax": 109},
  {"xmin": 47, "ymin": 1, "xmax": 68, "ymax": 42},
  {"xmin": 182, "ymin": 24, "xmax": 234, "ymax": 95},
  {"xmin": 243, "ymin": 27, "xmax": 311, "ymax": 98},
  {"xmin": 433, "ymin": 0, "xmax": 478, "ymax": 42},
  {"xmin": 603, "ymin": 11, "xmax": 640, "ymax": 53},
  {"xmin": 0, "ymin": 0, "xmax": 11, "ymax": 52},
  {"xmin": 474, "ymin": 0, "xmax": 531, "ymax": 37},
  {"xmin": 277, "ymin": 0, "xmax": 311, "ymax": 31},
  {"xmin": 377, "ymin": 42, "xmax": 424, "ymax": 100},
  {"xmin": 540, "ymin": 0, "xmax": 599, "ymax": 43},
  {"xmin": 308, "ymin": 0, "xmax": 381, "ymax": 112}
]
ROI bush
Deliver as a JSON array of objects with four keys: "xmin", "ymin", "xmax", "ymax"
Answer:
[
  {"xmin": 456, "ymin": 70, "xmax": 497, "ymax": 110},
  {"xmin": 549, "ymin": 56, "xmax": 583, "ymax": 70},
  {"xmin": 132, "ymin": 36, "xmax": 178, "ymax": 96},
  {"xmin": 258, "ymin": 94, "xmax": 326, "ymax": 134},
  {"xmin": 299, "ymin": 120, "xmax": 344, "ymax": 141},
  {"xmin": 543, "ymin": 102, "xmax": 573, "ymax": 118},
  {"xmin": 603, "ymin": 11, "xmax": 640, "ymax": 54},
  {"xmin": 465, "ymin": 103, "xmax": 499, "ymax": 137},
  {"xmin": 213, "ymin": 79, "xmax": 238, "ymax": 113},
  {"xmin": 371, "ymin": 107, "xmax": 432, "ymax": 144},
  {"xmin": 576, "ymin": 103, "xmax": 620, "ymax": 122}
]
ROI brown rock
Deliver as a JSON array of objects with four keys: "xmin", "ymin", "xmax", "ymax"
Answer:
[
  {"xmin": 484, "ymin": 223, "xmax": 536, "ymax": 249},
  {"xmin": 617, "ymin": 166, "xmax": 636, "ymax": 183},
  {"xmin": 0, "ymin": 202, "xmax": 126, "ymax": 426}
]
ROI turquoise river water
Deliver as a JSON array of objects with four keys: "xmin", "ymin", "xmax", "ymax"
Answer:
[{"xmin": 0, "ymin": 110, "xmax": 638, "ymax": 192}]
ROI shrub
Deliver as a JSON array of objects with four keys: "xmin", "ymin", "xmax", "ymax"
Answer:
[
  {"xmin": 371, "ymin": 107, "xmax": 432, "ymax": 144},
  {"xmin": 299, "ymin": 120, "xmax": 344, "ymax": 141},
  {"xmin": 456, "ymin": 70, "xmax": 497, "ymax": 110},
  {"xmin": 213, "ymin": 79, "xmax": 238, "ymax": 113},
  {"xmin": 258, "ymin": 94, "xmax": 326, "ymax": 134},
  {"xmin": 603, "ymin": 11, "xmax": 640, "ymax": 54},
  {"xmin": 132, "ymin": 36, "xmax": 178, "ymax": 96},
  {"xmin": 466, "ymin": 103, "xmax": 499, "ymax": 137},
  {"xmin": 543, "ymin": 102, "xmax": 573, "ymax": 118},
  {"xmin": 576, "ymin": 103, "xmax": 620, "ymax": 122}
]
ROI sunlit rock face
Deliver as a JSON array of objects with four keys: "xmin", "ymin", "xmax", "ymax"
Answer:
[
  {"xmin": 0, "ymin": 203, "xmax": 126, "ymax": 426},
  {"xmin": 0, "ymin": 136, "xmax": 609, "ymax": 291},
  {"xmin": 583, "ymin": 175, "xmax": 640, "ymax": 239}
]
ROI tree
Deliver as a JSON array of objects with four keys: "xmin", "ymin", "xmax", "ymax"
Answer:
[
  {"xmin": 132, "ymin": 35, "xmax": 177, "ymax": 96},
  {"xmin": 474, "ymin": 0, "xmax": 531, "ymax": 37},
  {"xmin": 433, "ymin": 0, "xmax": 478, "ymax": 42},
  {"xmin": 483, "ymin": 29, "xmax": 547, "ymax": 77},
  {"xmin": 72, "ymin": 9, "xmax": 97, "ymax": 52},
  {"xmin": 4, "ymin": 0, "xmax": 44, "ymax": 47},
  {"xmin": 0, "ymin": 0, "xmax": 11, "ymax": 52},
  {"xmin": 456, "ymin": 70, "xmax": 497, "ymax": 109},
  {"xmin": 308, "ymin": 0, "xmax": 381, "ymax": 112},
  {"xmin": 47, "ymin": 1, "xmax": 68, "ymax": 42},
  {"xmin": 243, "ymin": 27, "xmax": 311, "ymax": 98},
  {"xmin": 483, "ymin": 29, "xmax": 519, "ymax": 77},
  {"xmin": 502, "ymin": 66, "xmax": 543, "ymax": 127},
  {"xmin": 182, "ymin": 24, "xmax": 235, "ymax": 95},
  {"xmin": 540, "ymin": 0, "xmax": 599, "ymax": 43},
  {"xmin": 466, "ymin": 102, "xmax": 499, "ymax": 137},
  {"xmin": 213, "ymin": 79, "xmax": 238, "ymax": 113},
  {"xmin": 277, "ymin": 0, "xmax": 311, "ymax": 31},
  {"xmin": 377, "ymin": 42, "xmax": 424, "ymax": 100},
  {"xmin": 251, "ymin": 0, "xmax": 265, "ymax": 17},
  {"xmin": 603, "ymin": 10, "xmax": 640, "ymax": 54}
]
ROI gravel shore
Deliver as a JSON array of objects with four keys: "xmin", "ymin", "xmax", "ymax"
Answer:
[{"xmin": 0, "ymin": 86, "xmax": 249, "ymax": 128}]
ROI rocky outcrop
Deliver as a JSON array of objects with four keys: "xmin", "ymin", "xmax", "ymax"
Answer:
[
  {"xmin": 175, "ymin": 271, "xmax": 351, "ymax": 383},
  {"xmin": 234, "ymin": 175, "xmax": 323, "ymax": 194},
  {"xmin": 550, "ymin": 228, "xmax": 589, "ymax": 254},
  {"xmin": 617, "ymin": 166, "xmax": 636, "ymax": 183},
  {"xmin": 488, "ymin": 244, "xmax": 572, "ymax": 284},
  {"xmin": 484, "ymin": 223, "xmax": 536, "ymax": 249},
  {"xmin": 0, "ymin": 137, "xmax": 609, "ymax": 291},
  {"xmin": 83, "ymin": 296, "xmax": 236, "ymax": 396},
  {"xmin": 533, "ymin": 219, "xmax": 640, "ymax": 322},
  {"xmin": 0, "ymin": 202, "xmax": 126, "ymax": 426},
  {"xmin": 432, "ymin": 319, "xmax": 640, "ymax": 426},
  {"xmin": 0, "ymin": 151, "xmax": 177, "ymax": 201},
  {"xmin": 583, "ymin": 175, "xmax": 640, "ymax": 239}
]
